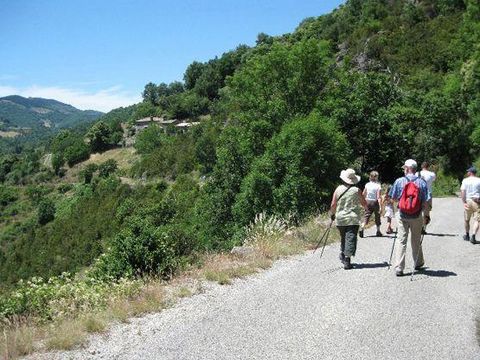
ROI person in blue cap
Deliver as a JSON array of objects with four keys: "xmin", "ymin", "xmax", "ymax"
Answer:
[{"xmin": 460, "ymin": 166, "xmax": 480, "ymax": 244}]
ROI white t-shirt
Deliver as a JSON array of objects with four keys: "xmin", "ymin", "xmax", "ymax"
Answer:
[
  {"xmin": 417, "ymin": 169, "xmax": 436, "ymax": 192},
  {"xmin": 461, "ymin": 176, "xmax": 480, "ymax": 200},
  {"xmin": 364, "ymin": 181, "xmax": 381, "ymax": 201}
]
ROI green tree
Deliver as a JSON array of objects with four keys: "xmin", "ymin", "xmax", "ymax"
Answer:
[
  {"xmin": 0, "ymin": 185, "xmax": 18, "ymax": 207},
  {"xmin": 227, "ymin": 39, "xmax": 333, "ymax": 143},
  {"xmin": 184, "ymin": 61, "xmax": 206, "ymax": 90},
  {"xmin": 98, "ymin": 159, "xmax": 118, "ymax": 178},
  {"xmin": 86, "ymin": 121, "xmax": 112, "ymax": 153},
  {"xmin": 51, "ymin": 153, "xmax": 65, "ymax": 175},
  {"xmin": 38, "ymin": 198, "xmax": 55, "ymax": 225},
  {"xmin": 142, "ymin": 82, "xmax": 160, "ymax": 105},
  {"xmin": 233, "ymin": 112, "xmax": 350, "ymax": 227},
  {"xmin": 64, "ymin": 141, "xmax": 90, "ymax": 167},
  {"xmin": 81, "ymin": 163, "xmax": 98, "ymax": 184},
  {"xmin": 134, "ymin": 124, "xmax": 164, "ymax": 154}
]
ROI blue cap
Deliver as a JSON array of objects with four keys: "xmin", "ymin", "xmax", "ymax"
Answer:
[{"xmin": 467, "ymin": 166, "xmax": 477, "ymax": 174}]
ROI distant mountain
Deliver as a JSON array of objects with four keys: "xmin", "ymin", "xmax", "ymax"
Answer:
[{"xmin": 0, "ymin": 95, "xmax": 103, "ymax": 131}]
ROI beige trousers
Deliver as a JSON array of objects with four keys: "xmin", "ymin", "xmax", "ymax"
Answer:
[{"xmin": 395, "ymin": 213, "xmax": 424, "ymax": 272}]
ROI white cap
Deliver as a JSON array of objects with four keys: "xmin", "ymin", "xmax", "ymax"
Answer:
[{"xmin": 402, "ymin": 159, "xmax": 417, "ymax": 169}]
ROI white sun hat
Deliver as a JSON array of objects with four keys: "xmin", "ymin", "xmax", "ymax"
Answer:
[{"xmin": 340, "ymin": 168, "xmax": 360, "ymax": 185}]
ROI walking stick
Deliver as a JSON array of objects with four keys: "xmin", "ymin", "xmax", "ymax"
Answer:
[
  {"xmin": 313, "ymin": 219, "xmax": 334, "ymax": 256},
  {"xmin": 319, "ymin": 224, "xmax": 333, "ymax": 259},
  {"xmin": 410, "ymin": 231, "xmax": 426, "ymax": 281},
  {"xmin": 387, "ymin": 228, "xmax": 398, "ymax": 270}
]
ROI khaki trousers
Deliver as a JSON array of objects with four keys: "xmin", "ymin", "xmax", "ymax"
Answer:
[{"xmin": 395, "ymin": 213, "xmax": 424, "ymax": 272}]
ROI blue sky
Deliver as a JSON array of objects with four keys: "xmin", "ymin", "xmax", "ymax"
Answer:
[{"xmin": 0, "ymin": 0, "xmax": 344, "ymax": 112}]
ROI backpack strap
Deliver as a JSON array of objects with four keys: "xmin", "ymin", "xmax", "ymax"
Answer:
[
  {"xmin": 336, "ymin": 185, "xmax": 352, "ymax": 202},
  {"xmin": 404, "ymin": 176, "xmax": 418, "ymax": 182}
]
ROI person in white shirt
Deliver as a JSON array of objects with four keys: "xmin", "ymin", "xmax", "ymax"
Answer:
[
  {"xmin": 417, "ymin": 162, "xmax": 436, "ymax": 233},
  {"xmin": 461, "ymin": 166, "xmax": 480, "ymax": 244},
  {"xmin": 359, "ymin": 171, "xmax": 382, "ymax": 238}
]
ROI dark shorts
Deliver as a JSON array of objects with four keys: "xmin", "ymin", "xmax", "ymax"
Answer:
[{"xmin": 364, "ymin": 200, "xmax": 381, "ymax": 226}]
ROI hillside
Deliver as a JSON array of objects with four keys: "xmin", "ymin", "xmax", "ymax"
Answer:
[
  {"xmin": 0, "ymin": 95, "xmax": 103, "ymax": 133},
  {"xmin": 0, "ymin": 2, "xmax": 479, "ymax": 355},
  {"xmin": 1, "ymin": 0, "xmax": 477, "ymax": 285}
]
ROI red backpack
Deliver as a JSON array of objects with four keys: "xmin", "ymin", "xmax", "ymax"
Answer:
[{"xmin": 398, "ymin": 177, "xmax": 422, "ymax": 216}]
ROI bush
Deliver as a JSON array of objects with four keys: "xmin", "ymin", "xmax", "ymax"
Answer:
[
  {"xmin": 57, "ymin": 183, "xmax": 74, "ymax": 194},
  {"xmin": 98, "ymin": 159, "xmax": 118, "ymax": 178},
  {"xmin": 91, "ymin": 217, "xmax": 178, "ymax": 279},
  {"xmin": 432, "ymin": 170, "xmax": 460, "ymax": 197},
  {"xmin": 134, "ymin": 124, "xmax": 164, "ymax": 154},
  {"xmin": 51, "ymin": 153, "xmax": 65, "ymax": 175},
  {"xmin": 0, "ymin": 185, "xmax": 18, "ymax": 207},
  {"xmin": 64, "ymin": 142, "xmax": 90, "ymax": 167},
  {"xmin": 0, "ymin": 273, "xmax": 139, "ymax": 321},
  {"xmin": 26, "ymin": 185, "xmax": 51, "ymax": 205},
  {"xmin": 80, "ymin": 163, "xmax": 98, "ymax": 184},
  {"xmin": 37, "ymin": 198, "xmax": 55, "ymax": 225}
]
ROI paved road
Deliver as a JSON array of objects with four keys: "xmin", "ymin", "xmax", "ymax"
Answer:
[{"xmin": 41, "ymin": 198, "xmax": 480, "ymax": 359}]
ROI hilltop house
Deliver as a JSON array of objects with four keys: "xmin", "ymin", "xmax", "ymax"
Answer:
[
  {"xmin": 134, "ymin": 116, "xmax": 168, "ymax": 131},
  {"xmin": 134, "ymin": 117, "xmax": 199, "ymax": 133}
]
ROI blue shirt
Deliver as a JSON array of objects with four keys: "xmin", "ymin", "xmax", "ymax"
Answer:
[{"xmin": 389, "ymin": 174, "xmax": 431, "ymax": 202}]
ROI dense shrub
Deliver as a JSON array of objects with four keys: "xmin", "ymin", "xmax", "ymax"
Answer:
[
  {"xmin": 80, "ymin": 163, "xmax": 98, "ymax": 184},
  {"xmin": 0, "ymin": 185, "xmax": 18, "ymax": 207},
  {"xmin": 0, "ymin": 273, "xmax": 139, "ymax": 321},
  {"xmin": 37, "ymin": 198, "xmax": 55, "ymax": 225},
  {"xmin": 91, "ymin": 217, "xmax": 178, "ymax": 279},
  {"xmin": 98, "ymin": 159, "xmax": 118, "ymax": 178},
  {"xmin": 64, "ymin": 141, "xmax": 90, "ymax": 167},
  {"xmin": 233, "ymin": 113, "xmax": 350, "ymax": 227}
]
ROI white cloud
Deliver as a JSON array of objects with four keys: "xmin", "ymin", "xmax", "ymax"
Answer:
[{"xmin": 0, "ymin": 84, "xmax": 141, "ymax": 113}]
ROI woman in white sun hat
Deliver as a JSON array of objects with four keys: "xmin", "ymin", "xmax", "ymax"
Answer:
[{"xmin": 329, "ymin": 168, "xmax": 367, "ymax": 269}]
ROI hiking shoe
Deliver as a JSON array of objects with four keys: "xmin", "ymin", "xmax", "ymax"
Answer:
[
  {"xmin": 395, "ymin": 270, "xmax": 404, "ymax": 277},
  {"xmin": 376, "ymin": 230, "xmax": 383, "ymax": 237},
  {"xmin": 471, "ymin": 235, "xmax": 476, "ymax": 244},
  {"xmin": 463, "ymin": 234, "xmax": 470, "ymax": 241},
  {"xmin": 343, "ymin": 257, "xmax": 353, "ymax": 270},
  {"xmin": 359, "ymin": 229, "xmax": 364, "ymax": 238},
  {"xmin": 414, "ymin": 264, "xmax": 425, "ymax": 271}
]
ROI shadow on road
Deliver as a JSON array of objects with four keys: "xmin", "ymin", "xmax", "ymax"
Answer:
[
  {"xmin": 365, "ymin": 235, "xmax": 396, "ymax": 239},
  {"xmin": 353, "ymin": 262, "xmax": 389, "ymax": 269},
  {"xmin": 409, "ymin": 268, "xmax": 457, "ymax": 278},
  {"xmin": 425, "ymin": 233, "xmax": 457, "ymax": 237}
]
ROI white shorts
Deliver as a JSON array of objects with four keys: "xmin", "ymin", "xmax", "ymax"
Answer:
[{"xmin": 384, "ymin": 205, "xmax": 394, "ymax": 219}]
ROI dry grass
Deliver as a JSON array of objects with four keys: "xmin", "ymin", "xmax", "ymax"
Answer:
[
  {"xmin": 81, "ymin": 314, "xmax": 108, "ymax": 334},
  {"xmin": 1, "ymin": 322, "xmax": 38, "ymax": 359},
  {"xmin": 107, "ymin": 282, "xmax": 166, "ymax": 322},
  {"xmin": 295, "ymin": 216, "xmax": 337, "ymax": 251},
  {"xmin": 175, "ymin": 287, "xmax": 193, "ymax": 298},
  {"xmin": 45, "ymin": 320, "xmax": 87, "ymax": 351},
  {"xmin": 63, "ymin": 147, "xmax": 139, "ymax": 182}
]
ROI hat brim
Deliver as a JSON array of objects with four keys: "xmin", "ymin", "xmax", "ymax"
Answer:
[{"xmin": 340, "ymin": 172, "xmax": 360, "ymax": 185}]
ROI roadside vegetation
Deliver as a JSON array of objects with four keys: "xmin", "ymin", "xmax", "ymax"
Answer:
[
  {"xmin": 0, "ymin": 214, "xmax": 331, "ymax": 358},
  {"xmin": 1, "ymin": 0, "xmax": 479, "ymax": 357}
]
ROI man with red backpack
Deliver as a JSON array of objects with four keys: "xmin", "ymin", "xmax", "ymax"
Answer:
[{"xmin": 388, "ymin": 159, "xmax": 430, "ymax": 277}]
